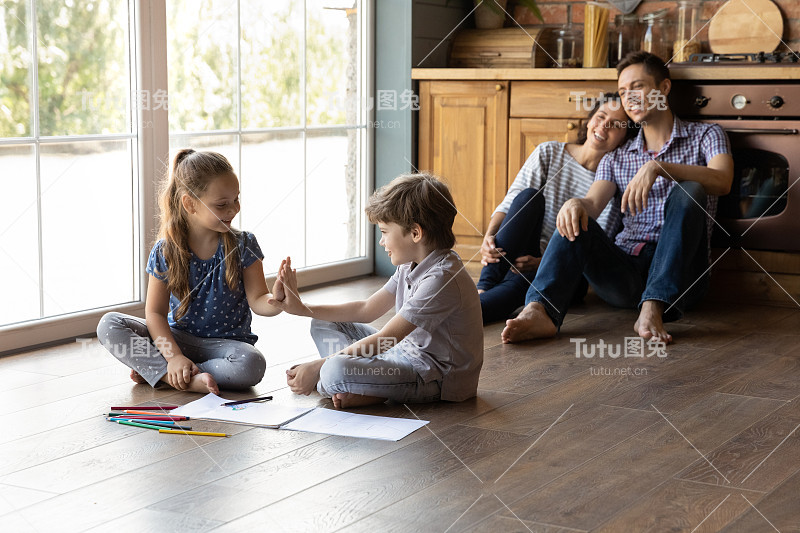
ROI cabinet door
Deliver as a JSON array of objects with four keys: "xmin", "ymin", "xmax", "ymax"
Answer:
[
  {"xmin": 418, "ymin": 81, "xmax": 508, "ymax": 257},
  {"xmin": 507, "ymin": 118, "xmax": 582, "ymax": 187}
]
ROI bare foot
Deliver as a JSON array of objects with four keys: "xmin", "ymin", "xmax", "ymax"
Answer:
[
  {"xmin": 634, "ymin": 300, "xmax": 673, "ymax": 344},
  {"xmin": 185, "ymin": 372, "xmax": 220, "ymax": 394},
  {"xmin": 501, "ymin": 302, "xmax": 557, "ymax": 344},
  {"xmin": 130, "ymin": 369, "xmax": 147, "ymax": 384},
  {"xmin": 332, "ymin": 392, "xmax": 386, "ymax": 409}
]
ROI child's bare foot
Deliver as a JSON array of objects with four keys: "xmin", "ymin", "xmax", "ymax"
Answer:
[
  {"xmin": 130, "ymin": 369, "xmax": 147, "ymax": 384},
  {"xmin": 634, "ymin": 301, "xmax": 673, "ymax": 344},
  {"xmin": 185, "ymin": 372, "xmax": 220, "ymax": 394},
  {"xmin": 501, "ymin": 302, "xmax": 557, "ymax": 343},
  {"xmin": 332, "ymin": 392, "xmax": 386, "ymax": 409}
]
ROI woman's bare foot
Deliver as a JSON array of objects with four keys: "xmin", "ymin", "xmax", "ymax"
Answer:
[
  {"xmin": 332, "ymin": 392, "xmax": 386, "ymax": 409},
  {"xmin": 501, "ymin": 302, "xmax": 557, "ymax": 343},
  {"xmin": 634, "ymin": 300, "xmax": 673, "ymax": 344},
  {"xmin": 130, "ymin": 369, "xmax": 147, "ymax": 384},
  {"xmin": 185, "ymin": 372, "xmax": 220, "ymax": 394}
]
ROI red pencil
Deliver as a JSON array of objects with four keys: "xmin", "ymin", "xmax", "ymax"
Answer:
[
  {"xmin": 110, "ymin": 406, "xmax": 179, "ymax": 411},
  {"xmin": 106, "ymin": 414, "xmax": 189, "ymax": 421},
  {"xmin": 124, "ymin": 409, "xmax": 181, "ymax": 416}
]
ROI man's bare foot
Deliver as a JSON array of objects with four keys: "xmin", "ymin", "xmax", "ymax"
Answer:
[
  {"xmin": 185, "ymin": 372, "xmax": 220, "ymax": 394},
  {"xmin": 501, "ymin": 302, "xmax": 557, "ymax": 344},
  {"xmin": 331, "ymin": 392, "xmax": 386, "ymax": 409},
  {"xmin": 130, "ymin": 369, "xmax": 147, "ymax": 384},
  {"xmin": 634, "ymin": 300, "xmax": 673, "ymax": 344}
]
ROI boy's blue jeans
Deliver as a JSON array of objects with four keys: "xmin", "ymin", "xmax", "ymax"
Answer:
[
  {"xmin": 310, "ymin": 319, "xmax": 442, "ymax": 403},
  {"xmin": 527, "ymin": 181, "xmax": 711, "ymax": 328}
]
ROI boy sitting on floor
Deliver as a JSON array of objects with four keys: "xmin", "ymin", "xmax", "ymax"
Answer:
[{"xmin": 268, "ymin": 173, "xmax": 483, "ymax": 409}]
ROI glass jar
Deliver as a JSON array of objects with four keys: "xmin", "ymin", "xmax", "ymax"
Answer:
[
  {"xmin": 673, "ymin": 0, "xmax": 702, "ymax": 62},
  {"xmin": 609, "ymin": 13, "xmax": 641, "ymax": 68},
  {"xmin": 640, "ymin": 8, "xmax": 672, "ymax": 62},
  {"xmin": 553, "ymin": 25, "xmax": 583, "ymax": 68}
]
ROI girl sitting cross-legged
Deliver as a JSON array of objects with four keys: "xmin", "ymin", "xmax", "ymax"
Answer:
[{"xmin": 97, "ymin": 149, "xmax": 284, "ymax": 394}]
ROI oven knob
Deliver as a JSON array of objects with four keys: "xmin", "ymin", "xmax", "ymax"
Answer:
[
  {"xmin": 731, "ymin": 94, "xmax": 748, "ymax": 110},
  {"xmin": 770, "ymin": 96, "xmax": 784, "ymax": 108},
  {"xmin": 695, "ymin": 96, "xmax": 709, "ymax": 108}
]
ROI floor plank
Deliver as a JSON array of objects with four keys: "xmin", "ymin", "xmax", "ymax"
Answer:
[
  {"xmin": 592, "ymin": 479, "xmax": 762, "ymax": 532},
  {"xmin": 211, "ymin": 425, "xmax": 530, "ymax": 532},
  {"xmin": 495, "ymin": 393, "xmax": 783, "ymax": 530},
  {"xmin": 719, "ymin": 467, "xmax": 800, "ymax": 532},
  {"xmin": 675, "ymin": 398, "xmax": 800, "ymax": 492}
]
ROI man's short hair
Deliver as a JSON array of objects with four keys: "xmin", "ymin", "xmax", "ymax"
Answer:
[
  {"xmin": 616, "ymin": 51, "xmax": 670, "ymax": 84},
  {"xmin": 365, "ymin": 173, "xmax": 457, "ymax": 250}
]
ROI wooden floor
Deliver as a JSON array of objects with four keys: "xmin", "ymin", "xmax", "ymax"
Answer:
[{"xmin": 1, "ymin": 274, "xmax": 800, "ymax": 532}]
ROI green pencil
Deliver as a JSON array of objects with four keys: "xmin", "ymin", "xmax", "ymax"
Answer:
[{"xmin": 112, "ymin": 419, "xmax": 172, "ymax": 431}]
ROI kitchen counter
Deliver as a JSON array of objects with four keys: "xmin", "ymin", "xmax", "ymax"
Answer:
[{"xmin": 411, "ymin": 66, "xmax": 800, "ymax": 81}]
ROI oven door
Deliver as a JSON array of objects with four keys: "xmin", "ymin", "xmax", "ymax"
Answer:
[{"xmin": 711, "ymin": 119, "xmax": 800, "ymax": 252}]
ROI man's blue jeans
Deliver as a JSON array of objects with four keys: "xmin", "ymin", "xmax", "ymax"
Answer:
[{"xmin": 527, "ymin": 181, "xmax": 711, "ymax": 328}]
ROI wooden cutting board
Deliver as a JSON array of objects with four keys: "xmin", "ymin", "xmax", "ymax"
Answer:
[{"xmin": 708, "ymin": 0, "xmax": 783, "ymax": 54}]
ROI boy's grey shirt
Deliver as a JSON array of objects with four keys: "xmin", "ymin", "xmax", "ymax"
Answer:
[{"xmin": 383, "ymin": 249, "xmax": 484, "ymax": 401}]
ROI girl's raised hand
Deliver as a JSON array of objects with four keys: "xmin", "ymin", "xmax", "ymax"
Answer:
[
  {"xmin": 268, "ymin": 257, "xmax": 308, "ymax": 316},
  {"xmin": 272, "ymin": 273, "xmax": 286, "ymax": 302}
]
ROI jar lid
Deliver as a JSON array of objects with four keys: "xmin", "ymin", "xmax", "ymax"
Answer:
[
  {"xmin": 615, "ymin": 13, "xmax": 640, "ymax": 23},
  {"xmin": 641, "ymin": 8, "xmax": 669, "ymax": 21}
]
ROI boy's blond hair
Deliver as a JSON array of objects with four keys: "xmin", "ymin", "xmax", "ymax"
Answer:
[{"xmin": 365, "ymin": 173, "xmax": 457, "ymax": 250}]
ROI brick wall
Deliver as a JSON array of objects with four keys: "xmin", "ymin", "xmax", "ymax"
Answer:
[{"xmin": 510, "ymin": 0, "xmax": 800, "ymax": 53}]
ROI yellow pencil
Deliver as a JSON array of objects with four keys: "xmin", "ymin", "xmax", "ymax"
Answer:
[{"xmin": 158, "ymin": 428, "xmax": 229, "ymax": 437}]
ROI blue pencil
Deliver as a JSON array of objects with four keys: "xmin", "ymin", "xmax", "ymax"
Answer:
[{"xmin": 108, "ymin": 418, "xmax": 192, "ymax": 431}]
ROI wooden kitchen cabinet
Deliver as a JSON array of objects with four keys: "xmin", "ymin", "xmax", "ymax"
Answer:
[{"xmin": 418, "ymin": 80, "xmax": 509, "ymax": 259}]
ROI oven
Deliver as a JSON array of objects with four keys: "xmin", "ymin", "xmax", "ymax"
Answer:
[{"xmin": 671, "ymin": 64, "xmax": 800, "ymax": 252}]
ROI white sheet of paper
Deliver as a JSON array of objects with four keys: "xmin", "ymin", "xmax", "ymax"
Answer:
[
  {"xmin": 281, "ymin": 408, "xmax": 429, "ymax": 441},
  {"xmin": 170, "ymin": 393, "xmax": 313, "ymax": 428}
]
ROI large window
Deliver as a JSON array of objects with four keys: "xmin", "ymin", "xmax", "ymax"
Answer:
[
  {"xmin": 165, "ymin": 0, "xmax": 369, "ymax": 273},
  {"xmin": 0, "ymin": 1, "xmax": 139, "ymax": 328},
  {"xmin": 0, "ymin": 1, "xmax": 372, "ymax": 348}
]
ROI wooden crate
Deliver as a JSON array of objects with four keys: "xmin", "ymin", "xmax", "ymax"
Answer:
[{"xmin": 449, "ymin": 27, "xmax": 543, "ymax": 68}]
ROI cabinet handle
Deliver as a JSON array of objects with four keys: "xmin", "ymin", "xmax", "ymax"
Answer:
[
  {"xmin": 566, "ymin": 122, "xmax": 576, "ymax": 130},
  {"xmin": 495, "ymin": 84, "xmax": 504, "ymax": 91}
]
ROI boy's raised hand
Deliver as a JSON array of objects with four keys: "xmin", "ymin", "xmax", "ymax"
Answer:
[{"xmin": 267, "ymin": 256, "xmax": 308, "ymax": 316}]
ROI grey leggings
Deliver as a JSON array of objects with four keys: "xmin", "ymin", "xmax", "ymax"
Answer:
[{"xmin": 97, "ymin": 312, "xmax": 266, "ymax": 389}]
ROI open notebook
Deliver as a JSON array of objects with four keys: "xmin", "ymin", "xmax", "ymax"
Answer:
[
  {"xmin": 170, "ymin": 393, "xmax": 429, "ymax": 440},
  {"xmin": 170, "ymin": 393, "xmax": 313, "ymax": 428}
]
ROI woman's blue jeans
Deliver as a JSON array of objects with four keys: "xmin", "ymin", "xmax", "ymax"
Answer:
[{"xmin": 478, "ymin": 188, "xmax": 587, "ymax": 324}]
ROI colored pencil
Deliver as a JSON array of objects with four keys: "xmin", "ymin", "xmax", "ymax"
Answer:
[
  {"xmin": 124, "ymin": 409, "xmax": 182, "ymax": 416},
  {"xmin": 110, "ymin": 406, "xmax": 179, "ymax": 411},
  {"xmin": 158, "ymin": 429, "xmax": 229, "ymax": 437},
  {"xmin": 107, "ymin": 413, "xmax": 189, "ymax": 421},
  {"xmin": 113, "ymin": 419, "xmax": 170, "ymax": 431},
  {"xmin": 220, "ymin": 395, "xmax": 272, "ymax": 407},
  {"xmin": 107, "ymin": 418, "xmax": 193, "ymax": 430}
]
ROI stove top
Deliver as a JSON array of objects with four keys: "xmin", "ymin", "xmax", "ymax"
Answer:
[{"xmin": 687, "ymin": 51, "xmax": 800, "ymax": 64}]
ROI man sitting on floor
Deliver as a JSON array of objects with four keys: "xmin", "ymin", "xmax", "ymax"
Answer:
[{"xmin": 502, "ymin": 51, "xmax": 734, "ymax": 345}]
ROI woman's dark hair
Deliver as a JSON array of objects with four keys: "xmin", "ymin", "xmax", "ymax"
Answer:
[{"xmin": 577, "ymin": 92, "xmax": 637, "ymax": 144}]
